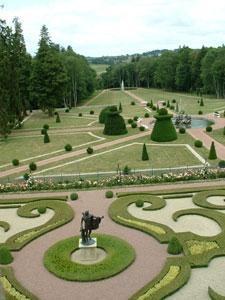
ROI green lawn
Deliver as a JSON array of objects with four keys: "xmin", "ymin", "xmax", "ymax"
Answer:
[
  {"xmin": 208, "ymin": 128, "xmax": 225, "ymax": 146},
  {"xmin": 132, "ymin": 88, "xmax": 225, "ymax": 115},
  {"xmin": 90, "ymin": 64, "xmax": 109, "ymax": 75},
  {"xmin": 0, "ymin": 132, "xmax": 101, "ymax": 167}
]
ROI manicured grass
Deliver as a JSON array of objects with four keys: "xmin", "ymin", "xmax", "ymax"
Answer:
[
  {"xmin": 44, "ymin": 234, "xmax": 135, "ymax": 281},
  {"xmin": 208, "ymin": 128, "xmax": 225, "ymax": 146},
  {"xmin": 132, "ymin": 88, "xmax": 225, "ymax": 114},
  {"xmin": 85, "ymin": 90, "xmax": 135, "ymax": 106},
  {"xmin": 0, "ymin": 132, "xmax": 100, "ymax": 166},
  {"xmin": 90, "ymin": 64, "xmax": 109, "ymax": 74}
]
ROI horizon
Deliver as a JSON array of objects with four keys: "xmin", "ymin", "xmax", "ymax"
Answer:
[{"xmin": 1, "ymin": 0, "xmax": 225, "ymax": 57}]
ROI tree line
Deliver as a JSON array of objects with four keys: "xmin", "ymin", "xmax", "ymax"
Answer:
[
  {"xmin": 0, "ymin": 18, "xmax": 96, "ymax": 138},
  {"xmin": 100, "ymin": 46, "xmax": 225, "ymax": 99}
]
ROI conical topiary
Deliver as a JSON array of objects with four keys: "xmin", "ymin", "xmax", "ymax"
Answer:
[
  {"xmin": 208, "ymin": 141, "xmax": 217, "ymax": 160},
  {"xmin": 142, "ymin": 143, "xmax": 149, "ymax": 161},
  {"xmin": 0, "ymin": 246, "xmax": 13, "ymax": 264},
  {"xmin": 151, "ymin": 108, "xmax": 177, "ymax": 142},
  {"xmin": 150, "ymin": 100, "xmax": 153, "ymax": 108},
  {"xmin": 44, "ymin": 131, "xmax": 50, "ymax": 143},
  {"xmin": 119, "ymin": 102, "xmax": 122, "ymax": 112},
  {"xmin": 103, "ymin": 106, "xmax": 127, "ymax": 135},
  {"xmin": 167, "ymin": 237, "xmax": 183, "ymax": 255},
  {"xmin": 167, "ymin": 100, "xmax": 170, "ymax": 108},
  {"xmin": 56, "ymin": 114, "xmax": 61, "ymax": 123},
  {"xmin": 200, "ymin": 98, "xmax": 204, "ymax": 106}
]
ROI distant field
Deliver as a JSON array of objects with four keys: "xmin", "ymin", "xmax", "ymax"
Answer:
[
  {"xmin": 90, "ymin": 64, "xmax": 109, "ymax": 74},
  {"xmin": 132, "ymin": 88, "xmax": 225, "ymax": 114}
]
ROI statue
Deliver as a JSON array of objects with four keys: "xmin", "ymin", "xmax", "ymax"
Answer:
[{"xmin": 80, "ymin": 210, "xmax": 104, "ymax": 245}]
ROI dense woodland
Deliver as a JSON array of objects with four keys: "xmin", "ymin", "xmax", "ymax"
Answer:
[
  {"xmin": 0, "ymin": 18, "xmax": 96, "ymax": 138},
  {"xmin": 100, "ymin": 46, "xmax": 225, "ymax": 99}
]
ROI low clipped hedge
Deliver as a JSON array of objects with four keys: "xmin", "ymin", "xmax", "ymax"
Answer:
[
  {"xmin": 105, "ymin": 190, "xmax": 114, "ymax": 198},
  {"xmin": 135, "ymin": 199, "xmax": 144, "ymax": 207},
  {"xmin": 0, "ymin": 246, "xmax": 13, "ymax": 264},
  {"xmin": 131, "ymin": 122, "xmax": 137, "ymax": 128},
  {"xmin": 139, "ymin": 126, "xmax": 145, "ymax": 131},
  {"xmin": 70, "ymin": 193, "xmax": 78, "ymax": 200},
  {"xmin": 194, "ymin": 140, "xmax": 203, "ymax": 148},
  {"xmin": 167, "ymin": 237, "xmax": 183, "ymax": 254},
  {"xmin": 44, "ymin": 234, "xmax": 135, "ymax": 281}
]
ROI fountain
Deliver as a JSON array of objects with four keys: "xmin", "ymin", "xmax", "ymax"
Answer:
[{"xmin": 121, "ymin": 80, "xmax": 124, "ymax": 91}]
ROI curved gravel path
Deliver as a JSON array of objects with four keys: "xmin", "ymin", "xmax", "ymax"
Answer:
[{"xmin": 10, "ymin": 189, "xmax": 167, "ymax": 300}]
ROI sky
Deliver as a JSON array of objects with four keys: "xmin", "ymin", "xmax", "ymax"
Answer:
[{"xmin": 1, "ymin": 0, "xmax": 225, "ymax": 57}]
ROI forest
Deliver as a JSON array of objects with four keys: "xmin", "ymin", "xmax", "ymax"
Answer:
[
  {"xmin": 0, "ymin": 18, "xmax": 96, "ymax": 137},
  {"xmin": 100, "ymin": 46, "xmax": 225, "ymax": 99}
]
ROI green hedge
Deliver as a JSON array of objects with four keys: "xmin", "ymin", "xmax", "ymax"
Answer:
[{"xmin": 103, "ymin": 106, "xmax": 127, "ymax": 135}]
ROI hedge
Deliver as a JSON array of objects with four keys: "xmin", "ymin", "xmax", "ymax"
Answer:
[{"xmin": 103, "ymin": 106, "xmax": 127, "ymax": 135}]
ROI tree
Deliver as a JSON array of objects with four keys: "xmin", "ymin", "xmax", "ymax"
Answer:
[
  {"xmin": 208, "ymin": 141, "xmax": 217, "ymax": 159},
  {"xmin": 175, "ymin": 46, "xmax": 192, "ymax": 91},
  {"xmin": 56, "ymin": 114, "xmax": 61, "ymax": 123},
  {"xmin": 142, "ymin": 143, "xmax": 149, "ymax": 161},
  {"xmin": 44, "ymin": 131, "xmax": 50, "ymax": 143}
]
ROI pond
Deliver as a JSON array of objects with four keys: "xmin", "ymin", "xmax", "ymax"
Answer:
[{"xmin": 172, "ymin": 117, "xmax": 214, "ymax": 129}]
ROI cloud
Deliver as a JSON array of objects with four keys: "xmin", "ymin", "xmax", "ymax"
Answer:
[{"xmin": 1, "ymin": 0, "xmax": 225, "ymax": 56}]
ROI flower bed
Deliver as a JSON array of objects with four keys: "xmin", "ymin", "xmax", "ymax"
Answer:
[{"xmin": 1, "ymin": 167, "xmax": 225, "ymax": 193}]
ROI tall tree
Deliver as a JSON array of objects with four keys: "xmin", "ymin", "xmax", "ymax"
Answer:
[{"xmin": 175, "ymin": 46, "xmax": 192, "ymax": 91}]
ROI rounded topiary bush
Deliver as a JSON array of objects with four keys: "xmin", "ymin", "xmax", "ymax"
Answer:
[
  {"xmin": 151, "ymin": 108, "xmax": 177, "ymax": 142},
  {"xmin": 128, "ymin": 118, "xmax": 133, "ymax": 124},
  {"xmin": 12, "ymin": 159, "xmax": 19, "ymax": 166},
  {"xmin": 70, "ymin": 193, "xmax": 78, "ymax": 200},
  {"xmin": 179, "ymin": 127, "xmax": 186, "ymax": 134},
  {"xmin": 90, "ymin": 110, "xmax": 94, "ymax": 115},
  {"xmin": 65, "ymin": 144, "xmax": 72, "ymax": 151},
  {"xmin": 38, "ymin": 207, "xmax": 47, "ymax": 214},
  {"xmin": 167, "ymin": 237, "xmax": 183, "ymax": 255},
  {"xmin": 139, "ymin": 126, "xmax": 145, "ymax": 131},
  {"xmin": 29, "ymin": 162, "xmax": 37, "ymax": 172},
  {"xmin": 218, "ymin": 160, "xmax": 225, "ymax": 168},
  {"xmin": 144, "ymin": 112, "xmax": 150, "ymax": 118},
  {"xmin": 123, "ymin": 165, "xmax": 131, "ymax": 175},
  {"xmin": 78, "ymin": 113, "xmax": 82, "ymax": 117},
  {"xmin": 0, "ymin": 246, "xmax": 13, "ymax": 265},
  {"xmin": 198, "ymin": 110, "xmax": 203, "ymax": 115},
  {"xmin": 170, "ymin": 105, "xmax": 175, "ymax": 110},
  {"xmin": 103, "ymin": 106, "xmax": 127, "ymax": 135},
  {"xmin": 206, "ymin": 126, "xmax": 212, "ymax": 132},
  {"xmin": 105, "ymin": 190, "xmax": 114, "ymax": 198},
  {"xmin": 87, "ymin": 147, "xmax": 93, "ymax": 154},
  {"xmin": 152, "ymin": 105, "xmax": 156, "ymax": 111},
  {"xmin": 23, "ymin": 173, "xmax": 29, "ymax": 181},
  {"xmin": 135, "ymin": 199, "xmax": 144, "ymax": 207},
  {"xmin": 147, "ymin": 102, "xmax": 151, "ymax": 107},
  {"xmin": 131, "ymin": 122, "xmax": 137, "ymax": 128},
  {"xmin": 65, "ymin": 108, "xmax": 70, "ymax": 113},
  {"xmin": 131, "ymin": 101, "xmax": 135, "ymax": 105},
  {"xmin": 54, "ymin": 111, "xmax": 58, "ymax": 116},
  {"xmin": 172, "ymin": 99, "xmax": 176, "ymax": 103},
  {"xmin": 43, "ymin": 124, "xmax": 49, "ymax": 130},
  {"xmin": 194, "ymin": 140, "xmax": 203, "ymax": 148},
  {"xmin": 133, "ymin": 116, "xmax": 138, "ymax": 121}
]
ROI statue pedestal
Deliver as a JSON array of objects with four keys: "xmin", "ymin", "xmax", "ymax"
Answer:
[{"xmin": 77, "ymin": 238, "xmax": 98, "ymax": 262}]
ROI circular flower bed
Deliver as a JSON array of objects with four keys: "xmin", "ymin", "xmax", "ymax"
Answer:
[{"xmin": 44, "ymin": 234, "xmax": 135, "ymax": 281}]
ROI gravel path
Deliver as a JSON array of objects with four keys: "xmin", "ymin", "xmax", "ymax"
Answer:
[{"xmin": 10, "ymin": 189, "xmax": 167, "ymax": 300}]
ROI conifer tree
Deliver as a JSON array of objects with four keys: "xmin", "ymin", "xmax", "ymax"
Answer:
[
  {"xmin": 142, "ymin": 143, "xmax": 149, "ymax": 161},
  {"xmin": 208, "ymin": 141, "xmax": 217, "ymax": 159},
  {"xmin": 44, "ymin": 131, "xmax": 50, "ymax": 143}
]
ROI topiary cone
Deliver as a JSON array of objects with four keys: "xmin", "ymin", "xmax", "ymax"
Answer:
[
  {"xmin": 208, "ymin": 141, "xmax": 217, "ymax": 160},
  {"xmin": 44, "ymin": 132, "xmax": 50, "ymax": 143},
  {"xmin": 142, "ymin": 143, "xmax": 149, "ymax": 161}
]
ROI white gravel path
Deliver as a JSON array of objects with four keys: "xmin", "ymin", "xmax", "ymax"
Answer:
[
  {"xmin": 207, "ymin": 196, "xmax": 225, "ymax": 207},
  {"xmin": 0, "ymin": 208, "xmax": 54, "ymax": 243},
  {"xmin": 167, "ymin": 256, "xmax": 225, "ymax": 300},
  {"xmin": 128, "ymin": 197, "xmax": 221, "ymax": 236}
]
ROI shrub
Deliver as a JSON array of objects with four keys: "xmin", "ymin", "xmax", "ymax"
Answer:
[
  {"xmin": 206, "ymin": 126, "xmax": 212, "ymax": 132},
  {"xmin": 194, "ymin": 140, "xmax": 203, "ymax": 147},
  {"xmin": 151, "ymin": 109, "xmax": 177, "ymax": 142},
  {"xmin": 179, "ymin": 127, "xmax": 186, "ymax": 134},
  {"xmin": 144, "ymin": 112, "xmax": 150, "ymax": 118},
  {"xmin": 38, "ymin": 207, "xmax": 47, "ymax": 214},
  {"xmin": 139, "ymin": 126, "xmax": 145, "ymax": 131},
  {"xmin": 65, "ymin": 108, "xmax": 70, "ymax": 113},
  {"xmin": 29, "ymin": 162, "xmax": 37, "ymax": 172},
  {"xmin": 123, "ymin": 165, "xmax": 131, "ymax": 175},
  {"xmin": 133, "ymin": 116, "xmax": 138, "ymax": 121},
  {"xmin": 70, "ymin": 193, "xmax": 78, "ymax": 200},
  {"xmin": 78, "ymin": 113, "xmax": 82, "ymax": 117},
  {"xmin": 41, "ymin": 128, "xmax": 47, "ymax": 135},
  {"xmin": 0, "ymin": 246, "xmax": 13, "ymax": 264},
  {"xmin": 150, "ymin": 100, "xmax": 153, "ymax": 107},
  {"xmin": 23, "ymin": 173, "xmax": 29, "ymax": 180},
  {"xmin": 99, "ymin": 106, "xmax": 111, "ymax": 124},
  {"xmin": 56, "ymin": 114, "xmax": 61, "ymax": 123},
  {"xmin": 142, "ymin": 143, "xmax": 149, "ymax": 161},
  {"xmin": 90, "ymin": 110, "xmax": 94, "ymax": 114},
  {"xmin": 200, "ymin": 98, "xmax": 204, "ymax": 106},
  {"xmin": 198, "ymin": 110, "xmax": 203, "ymax": 115},
  {"xmin": 87, "ymin": 147, "xmax": 93, "ymax": 154},
  {"xmin": 170, "ymin": 105, "xmax": 175, "ymax": 110},
  {"xmin": 44, "ymin": 132, "xmax": 50, "ymax": 143},
  {"xmin": 12, "ymin": 159, "xmax": 19, "ymax": 166},
  {"xmin": 218, "ymin": 160, "xmax": 225, "ymax": 168},
  {"xmin": 54, "ymin": 111, "xmax": 58, "ymax": 116},
  {"xmin": 208, "ymin": 141, "xmax": 217, "ymax": 160},
  {"xmin": 172, "ymin": 99, "xmax": 176, "ymax": 103},
  {"xmin": 162, "ymin": 101, "xmax": 166, "ymax": 106},
  {"xmin": 105, "ymin": 190, "xmax": 114, "ymax": 198},
  {"xmin": 147, "ymin": 102, "xmax": 151, "ymax": 107},
  {"xmin": 167, "ymin": 237, "xmax": 183, "ymax": 255},
  {"xmin": 131, "ymin": 101, "xmax": 135, "ymax": 105},
  {"xmin": 65, "ymin": 144, "xmax": 72, "ymax": 151},
  {"xmin": 128, "ymin": 118, "xmax": 133, "ymax": 124},
  {"xmin": 131, "ymin": 122, "xmax": 137, "ymax": 128},
  {"xmin": 135, "ymin": 199, "xmax": 144, "ymax": 207},
  {"xmin": 152, "ymin": 105, "xmax": 156, "ymax": 111},
  {"xmin": 119, "ymin": 102, "xmax": 122, "ymax": 112},
  {"xmin": 166, "ymin": 100, "xmax": 170, "ymax": 108},
  {"xmin": 43, "ymin": 124, "xmax": 49, "ymax": 130},
  {"xmin": 103, "ymin": 106, "xmax": 127, "ymax": 135}
]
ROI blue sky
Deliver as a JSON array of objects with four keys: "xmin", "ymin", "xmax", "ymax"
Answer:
[{"xmin": 1, "ymin": 0, "xmax": 225, "ymax": 56}]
